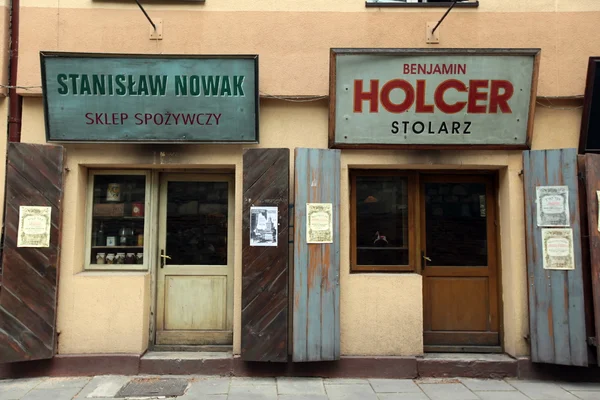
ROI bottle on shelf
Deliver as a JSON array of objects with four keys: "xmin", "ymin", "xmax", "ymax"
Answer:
[
  {"xmin": 119, "ymin": 226, "xmax": 128, "ymax": 246},
  {"xmin": 96, "ymin": 222, "xmax": 105, "ymax": 246}
]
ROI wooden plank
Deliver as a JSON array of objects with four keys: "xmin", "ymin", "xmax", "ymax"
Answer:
[
  {"xmin": 0, "ymin": 143, "xmax": 65, "ymax": 362},
  {"xmin": 241, "ymin": 148, "xmax": 289, "ymax": 362},
  {"xmin": 577, "ymin": 156, "xmax": 597, "ymax": 365},
  {"xmin": 584, "ymin": 153, "xmax": 600, "ymax": 362},
  {"xmin": 293, "ymin": 148, "xmax": 340, "ymax": 362},
  {"xmin": 523, "ymin": 149, "xmax": 588, "ymax": 366}
]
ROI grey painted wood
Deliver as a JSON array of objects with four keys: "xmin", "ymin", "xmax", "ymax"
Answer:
[
  {"xmin": 293, "ymin": 148, "xmax": 341, "ymax": 362},
  {"xmin": 523, "ymin": 148, "xmax": 588, "ymax": 366}
]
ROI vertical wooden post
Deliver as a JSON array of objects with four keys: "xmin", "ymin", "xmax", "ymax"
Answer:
[{"xmin": 293, "ymin": 148, "xmax": 341, "ymax": 362}]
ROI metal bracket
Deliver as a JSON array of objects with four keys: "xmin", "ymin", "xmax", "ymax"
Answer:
[
  {"xmin": 149, "ymin": 19, "xmax": 163, "ymax": 40},
  {"xmin": 426, "ymin": 22, "xmax": 440, "ymax": 44}
]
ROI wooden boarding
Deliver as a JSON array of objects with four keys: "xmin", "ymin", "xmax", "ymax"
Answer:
[
  {"xmin": 523, "ymin": 149, "xmax": 588, "ymax": 366},
  {"xmin": 293, "ymin": 148, "xmax": 341, "ymax": 362},
  {"xmin": 0, "ymin": 143, "xmax": 65, "ymax": 362},
  {"xmin": 584, "ymin": 154, "xmax": 600, "ymax": 362},
  {"xmin": 241, "ymin": 149, "xmax": 289, "ymax": 362}
]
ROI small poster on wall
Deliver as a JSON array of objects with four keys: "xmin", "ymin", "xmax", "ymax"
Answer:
[
  {"xmin": 541, "ymin": 228, "xmax": 575, "ymax": 270},
  {"xmin": 250, "ymin": 206, "xmax": 278, "ymax": 247},
  {"xmin": 536, "ymin": 186, "xmax": 570, "ymax": 227},
  {"xmin": 307, "ymin": 203, "xmax": 333, "ymax": 244},
  {"xmin": 17, "ymin": 206, "xmax": 52, "ymax": 248}
]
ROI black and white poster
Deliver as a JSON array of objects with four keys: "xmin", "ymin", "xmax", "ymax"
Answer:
[
  {"xmin": 536, "ymin": 186, "xmax": 570, "ymax": 227},
  {"xmin": 250, "ymin": 206, "xmax": 278, "ymax": 247}
]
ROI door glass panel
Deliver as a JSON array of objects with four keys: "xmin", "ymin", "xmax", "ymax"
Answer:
[
  {"xmin": 355, "ymin": 175, "xmax": 409, "ymax": 266},
  {"xmin": 166, "ymin": 181, "xmax": 228, "ymax": 265},
  {"xmin": 425, "ymin": 182, "xmax": 487, "ymax": 266}
]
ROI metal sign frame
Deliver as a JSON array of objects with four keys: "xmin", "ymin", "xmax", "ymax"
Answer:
[
  {"xmin": 328, "ymin": 48, "xmax": 540, "ymax": 150},
  {"xmin": 40, "ymin": 51, "xmax": 259, "ymax": 144}
]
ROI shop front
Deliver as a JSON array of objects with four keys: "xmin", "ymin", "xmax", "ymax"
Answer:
[{"xmin": 2, "ymin": 46, "xmax": 594, "ymax": 378}]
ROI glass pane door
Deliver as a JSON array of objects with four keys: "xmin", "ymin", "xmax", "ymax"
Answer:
[{"xmin": 165, "ymin": 181, "xmax": 229, "ymax": 266}]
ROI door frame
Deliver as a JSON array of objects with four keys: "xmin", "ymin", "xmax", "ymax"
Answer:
[
  {"xmin": 147, "ymin": 170, "xmax": 236, "ymax": 349},
  {"xmin": 419, "ymin": 172, "xmax": 502, "ymax": 353}
]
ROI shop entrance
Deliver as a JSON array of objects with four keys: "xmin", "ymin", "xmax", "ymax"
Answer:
[
  {"xmin": 421, "ymin": 174, "xmax": 499, "ymax": 352},
  {"xmin": 155, "ymin": 174, "xmax": 234, "ymax": 346}
]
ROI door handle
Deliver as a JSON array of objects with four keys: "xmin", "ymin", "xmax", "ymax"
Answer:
[
  {"xmin": 160, "ymin": 250, "xmax": 171, "ymax": 268},
  {"xmin": 422, "ymin": 251, "xmax": 431, "ymax": 269}
]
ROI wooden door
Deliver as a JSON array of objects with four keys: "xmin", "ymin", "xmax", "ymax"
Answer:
[
  {"xmin": 0, "ymin": 143, "xmax": 65, "ymax": 362},
  {"xmin": 156, "ymin": 174, "xmax": 234, "ymax": 345},
  {"xmin": 421, "ymin": 174, "xmax": 500, "ymax": 352}
]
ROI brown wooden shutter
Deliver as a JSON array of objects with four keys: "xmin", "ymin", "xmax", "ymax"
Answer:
[
  {"xmin": 583, "ymin": 153, "xmax": 600, "ymax": 362},
  {"xmin": 241, "ymin": 148, "xmax": 289, "ymax": 362},
  {"xmin": 0, "ymin": 143, "xmax": 65, "ymax": 362},
  {"xmin": 293, "ymin": 148, "xmax": 341, "ymax": 362},
  {"xmin": 523, "ymin": 149, "xmax": 588, "ymax": 366}
]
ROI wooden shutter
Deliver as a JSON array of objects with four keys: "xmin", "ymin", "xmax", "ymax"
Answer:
[
  {"xmin": 241, "ymin": 148, "xmax": 289, "ymax": 362},
  {"xmin": 523, "ymin": 149, "xmax": 588, "ymax": 366},
  {"xmin": 293, "ymin": 148, "xmax": 340, "ymax": 362},
  {"xmin": 583, "ymin": 153, "xmax": 600, "ymax": 362},
  {"xmin": 0, "ymin": 143, "xmax": 65, "ymax": 362}
]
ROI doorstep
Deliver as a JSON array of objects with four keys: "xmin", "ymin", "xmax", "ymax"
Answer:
[
  {"xmin": 3, "ymin": 353, "xmax": 598, "ymax": 381},
  {"xmin": 417, "ymin": 353, "xmax": 518, "ymax": 379}
]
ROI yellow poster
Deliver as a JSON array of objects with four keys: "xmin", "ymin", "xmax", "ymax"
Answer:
[
  {"xmin": 306, "ymin": 203, "xmax": 333, "ymax": 244},
  {"xmin": 17, "ymin": 206, "xmax": 52, "ymax": 248},
  {"xmin": 541, "ymin": 228, "xmax": 575, "ymax": 270}
]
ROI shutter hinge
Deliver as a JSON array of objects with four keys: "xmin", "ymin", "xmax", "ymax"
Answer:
[{"xmin": 588, "ymin": 336, "xmax": 597, "ymax": 347}]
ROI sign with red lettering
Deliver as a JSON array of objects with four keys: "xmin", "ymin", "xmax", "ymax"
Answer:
[{"xmin": 329, "ymin": 49, "xmax": 539, "ymax": 149}]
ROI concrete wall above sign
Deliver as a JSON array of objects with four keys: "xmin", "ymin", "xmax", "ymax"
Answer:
[
  {"xmin": 329, "ymin": 49, "xmax": 540, "ymax": 150},
  {"xmin": 40, "ymin": 52, "xmax": 259, "ymax": 143}
]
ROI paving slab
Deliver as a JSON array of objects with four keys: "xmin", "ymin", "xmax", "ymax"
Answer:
[
  {"xmin": 0, "ymin": 378, "xmax": 45, "ymax": 400},
  {"xmin": 377, "ymin": 393, "xmax": 430, "ymax": 400},
  {"xmin": 507, "ymin": 380, "xmax": 579, "ymax": 400},
  {"xmin": 231, "ymin": 377, "xmax": 277, "ymax": 386},
  {"xmin": 228, "ymin": 384, "xmax": 278, "ymax": 399},
  {"xmin": 21, "ymin": 387, "xmax": 82, "ymax": 400},
  {"xmin": 460, "ymin": 378, "xmax": 516, "ymax": 391},
  {"xmin": 278, "ymin": 396, "xmax": 329, "ymax": 400},
  {"xmin": 475, "ymin": 391, "xmax": 531, "ymax": 400},
  {"xmin": 183, "ymin": 377, "xmax": 230, "ymax": 395},
  {"xmin": 178, "ymin": 395, "xmax": 227, "ymax": 400},
  {"xmin": 325, "ymin": 383, "xmax": 378, "ymax": 400},
  {"xmin": 419, "ymin": 383, "xmax": 479, "ymax": 400},
  {"xmin": 35, "ymin": 377, "xmax": 91, "ymax": 389},
  {"xmin": 369, "ymin": 379, "xmax": 422, "ymax": 393},
  {"xmin": 558, "ymin": 382, "xmax": 600, "ymax": 391},
  {"xmin": 324, "ymin": 378, "xmax": 369, "ymax": 385},
  {"xmin": 277, "ymin": 378, "xmax": 326, "ymax": 395},
  {"xmin": 75, "ymin": 375, "xmax": 132, "ymax": 398},
  {"xmin": 570, "ymin": 392, "xmax": 600, "ymax": 400}
]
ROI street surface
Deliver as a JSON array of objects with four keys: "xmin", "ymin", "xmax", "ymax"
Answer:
[{"xmin": 1, "ymin": 375, "xmax": 600, "ymax": 400}]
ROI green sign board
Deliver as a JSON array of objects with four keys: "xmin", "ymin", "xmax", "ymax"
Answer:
[{"xmin": 40, "ymin": 52, "xmax": 259, "ymax": 143}]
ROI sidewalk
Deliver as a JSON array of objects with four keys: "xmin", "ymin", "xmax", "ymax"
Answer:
[{"xmin": 1, "ymin": 375, "xmax": 600, "ymax": 400}]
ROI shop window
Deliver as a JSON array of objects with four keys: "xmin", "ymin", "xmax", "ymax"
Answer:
[
  {"xmin": 350, "ymin": 171, "xmax": 416, "ymax": 272},
  {"xmin": 365, "ymin": 0, "xmax": 479, "ymax": 7},
  {"xmin": 85, "ymin": 171, "xmax": 151, "ymax": 271}
]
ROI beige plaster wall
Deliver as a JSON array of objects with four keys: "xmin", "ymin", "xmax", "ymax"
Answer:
[
  {"xmin": 18, "ymin": 91, "xmax": 583, "ymax": 356},
  {"xmin": 16, "ymin": 6, "xmax": 600, "ymax": 97},
  {"xmin": 19, "ymin": 0, "xmax": 600, "ymax": 13}
]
